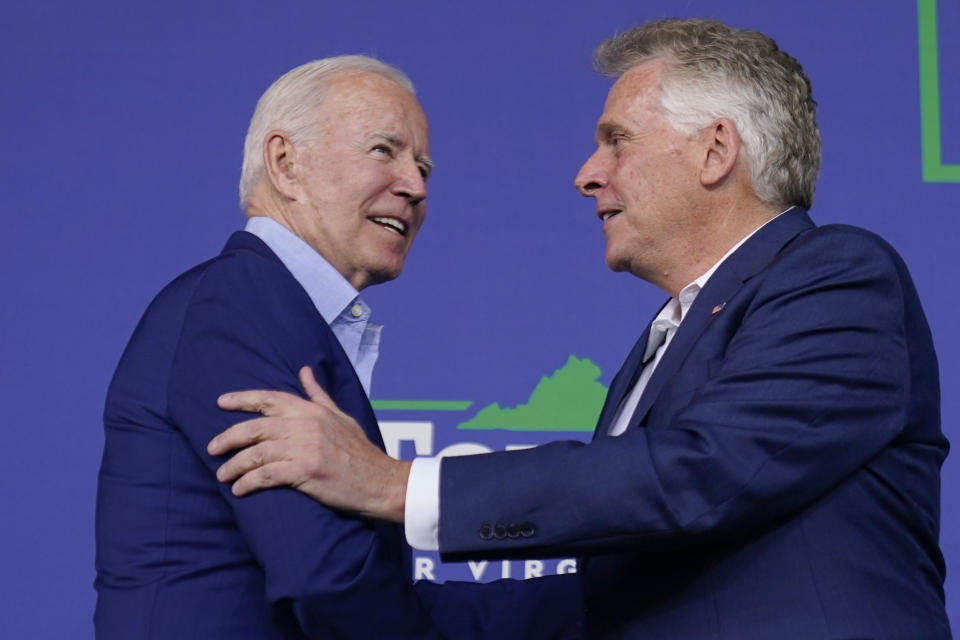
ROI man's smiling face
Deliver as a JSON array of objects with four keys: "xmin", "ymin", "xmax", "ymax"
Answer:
[{"xmin": 293, "ymin": 71, "xmax": 431, "ymax": 290}]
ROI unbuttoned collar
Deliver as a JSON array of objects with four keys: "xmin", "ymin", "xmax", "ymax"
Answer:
[{"xmin": 244, "ymin": 216, "xmax": 365, "ymax": 326}]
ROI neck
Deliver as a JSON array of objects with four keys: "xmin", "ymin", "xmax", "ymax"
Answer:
[
  {"xmin": 245, "ymin": 189, "xmax": 300, "ymax": 236},
  {"xmin": 658, "ymin": 197, "xmax": 779, "ymax": 297}
]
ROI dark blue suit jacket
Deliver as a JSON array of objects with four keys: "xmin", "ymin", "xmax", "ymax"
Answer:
[
  {"xmin": 438, "ymin": 208, "xmax": 950, "ymax": 639},
  {"xmin": 95, "ymin": 231, "xmax": 580, "ymax": 639}
]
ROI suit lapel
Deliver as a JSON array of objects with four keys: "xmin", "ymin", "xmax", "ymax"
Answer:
[
  {"xmin": 624, "ymin": 264, "xmax": 743, "ymax": 430},
  {"xmin": 593, "ymin": 296, "xmax": 674, "ymax": 440},
  {"xmin": 608, "ymin": 207, "xmax": 816, "ymax": 433},
  {"xmin": 593, "ymin": 324, "xmax": 653, "ymax": 441}
]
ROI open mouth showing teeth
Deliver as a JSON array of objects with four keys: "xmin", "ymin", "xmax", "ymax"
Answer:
[
  {"xmin": 601, "ymin": 211, "xmax": 620, "ymax": 222},
  {"xmin": 370, "ymin": 217, "xmax": 407, "ymax": 236}
]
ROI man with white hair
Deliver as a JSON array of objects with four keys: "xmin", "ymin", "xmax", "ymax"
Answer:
[
  {"xmin": 95, "ymin": 56, "xmax": 579, "ymax": 639},
  {"xmin": 211, "ymin": 20, "xmax": 951, "ymax": 639}
]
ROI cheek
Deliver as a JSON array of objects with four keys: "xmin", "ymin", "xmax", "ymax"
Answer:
[{"xmin": 613, "ymin": 155, "xmax": 650, "ymax": 195}]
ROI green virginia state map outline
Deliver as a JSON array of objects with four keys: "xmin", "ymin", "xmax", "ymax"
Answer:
[{"xmin": 372, "ymin": 354, "xmax": 606, "ymax": 433}]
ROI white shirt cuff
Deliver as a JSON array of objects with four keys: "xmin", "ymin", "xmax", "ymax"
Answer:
[{"xmin": 404, "ymin": 456, "xmax": 441, "ymax": 551}]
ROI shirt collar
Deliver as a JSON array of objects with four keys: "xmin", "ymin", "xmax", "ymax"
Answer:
[
  {"xmin": 244, "ymin": 216, "xmax": 360, "ymax": 325},
  {"xmin": 677, "ymin": 207, "xmax": 792, "ymax": 322}
]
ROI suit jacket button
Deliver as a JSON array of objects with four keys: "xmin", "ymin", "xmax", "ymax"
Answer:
[
  {"xmin": 507, "ymin": 524, "xmax": 521, "ymax": 538},
  {"xmin": 493, "ymin": 524, "xmax": 508, "ymax": 539},
  {"xmin": 478, "ymin": 523, "xmax": 493, "ymax": 540},
  {"xmin": 520, "ymin": 522, "xmax": 536, "ymax": 537}
]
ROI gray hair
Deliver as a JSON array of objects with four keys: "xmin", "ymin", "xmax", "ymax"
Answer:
[
  {"xmin": 238, "ymin": 55, "xmax": 415, "ymax": 209},
  {"xmin": 595, "ymin": 19, "xmax": 821, "ymax": 210}
]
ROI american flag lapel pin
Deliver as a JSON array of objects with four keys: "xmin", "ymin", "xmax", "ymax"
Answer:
[{"xmin": 711, "ymin": 302, "xmax": 727, "ymax": 315}]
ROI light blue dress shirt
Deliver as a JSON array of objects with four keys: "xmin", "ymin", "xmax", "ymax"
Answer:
[{"xmin": 244, "ymin": 216, "xmax": 382, "ymax": 395}]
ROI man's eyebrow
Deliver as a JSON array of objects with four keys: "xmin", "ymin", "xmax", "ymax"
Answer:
[
  {"xmin": 372, "ymin": 133, "xmax": 404, "ymax": 147},
  {"xmin": 595, "ymin": 121, "xmax": 621, "ymax": 142},
  {"xmin": 372, "ymin": 133, "xmax": 432, "ymax": 172},
  {"xmin": 418, "ymin": 155, "xmax": 434, "ymax": 174}
]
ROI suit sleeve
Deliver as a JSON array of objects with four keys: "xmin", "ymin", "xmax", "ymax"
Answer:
[
  {"xmin": 438, "ymin": 229, "xmax": 927, "ymax": 559},
  {"xmin": 166, "ymin": 256, "xmax": 444, "ymax": 639}
]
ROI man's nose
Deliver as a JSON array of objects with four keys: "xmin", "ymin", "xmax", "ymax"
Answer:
[
  {"xmin": 392, "ymin": 158, "xmax": 427, "ymax": 205},
  {"xmin": 574, "ymin": 151, "xmax": 607, "ymax": 197}
]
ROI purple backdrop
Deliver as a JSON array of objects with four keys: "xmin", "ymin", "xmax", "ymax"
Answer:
[{"xmin": 2, "ymin": 1, "xmax": 957, "ymax": 636}]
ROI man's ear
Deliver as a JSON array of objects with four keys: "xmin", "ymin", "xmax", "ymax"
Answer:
[
  {"xmin": 263, "ymin": 131, "xmax": 301, "ymax": 201},
  {"xmin": 700, "ymin": 118, "xmax": 741, "ymax": 188}
]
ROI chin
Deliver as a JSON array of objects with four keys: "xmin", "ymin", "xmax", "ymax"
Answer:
[
  {"xmin": 363, "ymin": 265, "xmax": 405, "ymax": 289},
  {"xmin": 604, "ymin": 252, "xmax": 630, "ymax": 273}
]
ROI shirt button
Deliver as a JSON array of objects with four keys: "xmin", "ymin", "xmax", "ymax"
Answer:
[{"xmin": 350, "ymin": 303, "xmax": 364, "ymax": 318}]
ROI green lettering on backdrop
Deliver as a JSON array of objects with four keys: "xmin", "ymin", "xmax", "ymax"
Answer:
[{"xmin": 919, "ymin": 0, "xmax": 960, "ymax": 182}]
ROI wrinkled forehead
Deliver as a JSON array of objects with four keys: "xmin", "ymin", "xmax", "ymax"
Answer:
[
  {"xmin": 318, "ymin": 71, "xmax": 427, "ymax": 138},
  {"xmin": 604, "ymin": 61, "xmax": 665, "ymax": 112},
  {"xmin": 594, "ymin": 60, "xmax": 667, "ymax": 136},
  {"xmin": 325, "ymin": 71, "xmax": 423, "ymax": 116}
]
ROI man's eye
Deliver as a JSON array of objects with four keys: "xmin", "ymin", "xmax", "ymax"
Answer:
[
  {"xmin": 372, "ymin": 144, "xmax": 394, "ymax": 156},
  {"xmin": 418, "ymin": 165, "xmax": 430, "ymax": 180}
]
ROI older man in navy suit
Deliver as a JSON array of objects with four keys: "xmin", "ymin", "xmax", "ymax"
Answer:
[
  {"xmin": 94, "ymin": 56, "xmax": 579, "ymax": 639},
  {"xmin": 210, "ymin": 20, "xmax": 951, "ymax": 639}
]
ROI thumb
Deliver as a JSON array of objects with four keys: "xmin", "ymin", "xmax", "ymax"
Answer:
[{"xmin": 299, "ymin": 365, "xmax": 333, "ymax": 407}]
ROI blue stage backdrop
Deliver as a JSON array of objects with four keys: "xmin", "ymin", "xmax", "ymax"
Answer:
[{"xmin": 2, "ymin": 1, "xmax": 957, "ymax": 636}]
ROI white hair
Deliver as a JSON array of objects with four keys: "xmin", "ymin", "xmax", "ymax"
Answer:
[
  {"xmin": 595, "ymin": 19, "xmax": 821, "ymax": 210},
  {"xmin": 238, "ymin": 55, "xmax": 415, "ymax": 209}
]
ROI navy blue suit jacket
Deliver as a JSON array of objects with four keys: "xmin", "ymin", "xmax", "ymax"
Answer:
[
  {"xmin": 95, "ymin": 231, "xmax": 580, "ymax": 639},
  {"xmin": 438, "ymin": 208, "xmax": 950, "ymax": 639}
]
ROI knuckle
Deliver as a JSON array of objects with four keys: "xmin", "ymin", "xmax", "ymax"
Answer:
[
  {"xmin": 304, "ymin": 454, "xmax": 324, "ymax": 477},
  {"xmin": 258, "ymin": 466, "xmax": 274, "ymax": 485},
  {"xmin": 248, "ymin": 422, "xmax": 266, "ymax": 441}
]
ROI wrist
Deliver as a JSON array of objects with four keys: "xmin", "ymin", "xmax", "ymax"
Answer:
[{"xmin": 379, "ymin": 459, "xmax": 411, "ymax": 523}]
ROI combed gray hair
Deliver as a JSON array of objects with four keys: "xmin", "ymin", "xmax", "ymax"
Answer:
[
  {"xmin": 595, "ymin": 19, "xmax": 821, "ymax": 210},
  {"xmin": 238, "ymin": 55, "xmax": 415, "ymax": 209}
]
